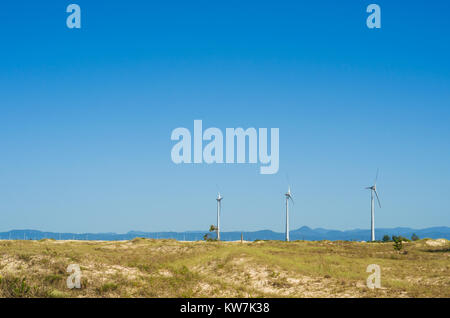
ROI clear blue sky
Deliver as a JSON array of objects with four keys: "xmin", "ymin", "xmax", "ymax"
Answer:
[{"xmin": 0, "ymin": 1, "xmax": 449, "ymax": 233}]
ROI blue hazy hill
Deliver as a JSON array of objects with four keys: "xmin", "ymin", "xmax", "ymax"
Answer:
[{"xmin": 1, "ymin": 227, "xmax": 449, "ymax": 241}]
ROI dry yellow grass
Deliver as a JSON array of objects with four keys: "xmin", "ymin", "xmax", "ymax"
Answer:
[{"xmin": 0, "ymin": 238, "xmax": 448, "ymax": 298}]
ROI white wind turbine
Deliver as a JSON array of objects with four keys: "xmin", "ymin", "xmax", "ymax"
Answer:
[
  {"xmin": 284, "ymin": 185, "xmax": 294, "ymax": 242},
  {"xmin": 366, "ymin": 169, "xmax": 381, "ymax": 241},
  {"xmin": 216, "ymin": 192, "xmax": 223, "ymax": 241}
]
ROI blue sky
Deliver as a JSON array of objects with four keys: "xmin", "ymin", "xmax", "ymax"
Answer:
[{"xmin": 0, "ymin": 1, "xmax": 449, "ymax": 233}]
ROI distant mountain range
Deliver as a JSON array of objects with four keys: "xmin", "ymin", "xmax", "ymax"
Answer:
[{"xmin": 0, "ymin": 226, "xmax": 449, "ymax": 241}]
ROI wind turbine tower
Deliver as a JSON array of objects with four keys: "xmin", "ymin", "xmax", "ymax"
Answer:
[
  {"xmin": 285, "ymin": 186, "xmax": 294, "ymax": 242},
  {"xmin": 366, "ymin": 170, "xmax": 381, "ymax": 241},
  {"xmin": 216, "ymin": 192, "xmax": 223, "ymax": 241}
]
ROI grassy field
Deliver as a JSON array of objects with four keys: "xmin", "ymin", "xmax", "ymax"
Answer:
[{"xmin": 0, "ymin": 238, "xmax": 448, "ymax": 298}]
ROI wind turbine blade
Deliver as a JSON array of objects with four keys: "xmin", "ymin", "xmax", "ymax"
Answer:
[
  {"xmin": 374, "ymin": 190, "xmax": 381, "ymax": 208},
  {"xmin": 216, "ymin": 184, "xmax": 222, "ymax": 197},
  {"xmin": 374, "ymin": 168, "xmax": 379, "ymax": 185},
  {"xmin": 286, "ymin": 174, "xmax": 293, "ymax": 194},
  {"xmin": 289, "ymin": 195, "xmax": 294, "ymax": 205}
]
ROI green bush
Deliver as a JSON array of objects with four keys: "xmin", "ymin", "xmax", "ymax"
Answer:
[
  {"xmin": 393, "ymin": 236, "xmax": 403, "ymax": 252},
  {"xmin": 392, "ymin": 235, "xmax": 410, "ymax": 242},
  {"xmin": 98, "ymin": 282, "xmax": 118, "ymax": 293},
  {"xmin": 0, "ymin": 276, "xmax": 31, "ymax": 297}
]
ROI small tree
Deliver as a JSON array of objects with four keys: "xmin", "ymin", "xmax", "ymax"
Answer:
[
  {"xmin": 382, "ymin": 235, "xmax": 391, "ymax": 242},
  {"xmin": 411, "ymin": 233, "xmax": 419, "ymax": 241},
  {"xmin": 393, "ymin": 236, "xmax": 403, "ymax": 253},
  {"xmin": 203, "ymin": 225, "xmax": 217, "ymax": 241}
]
